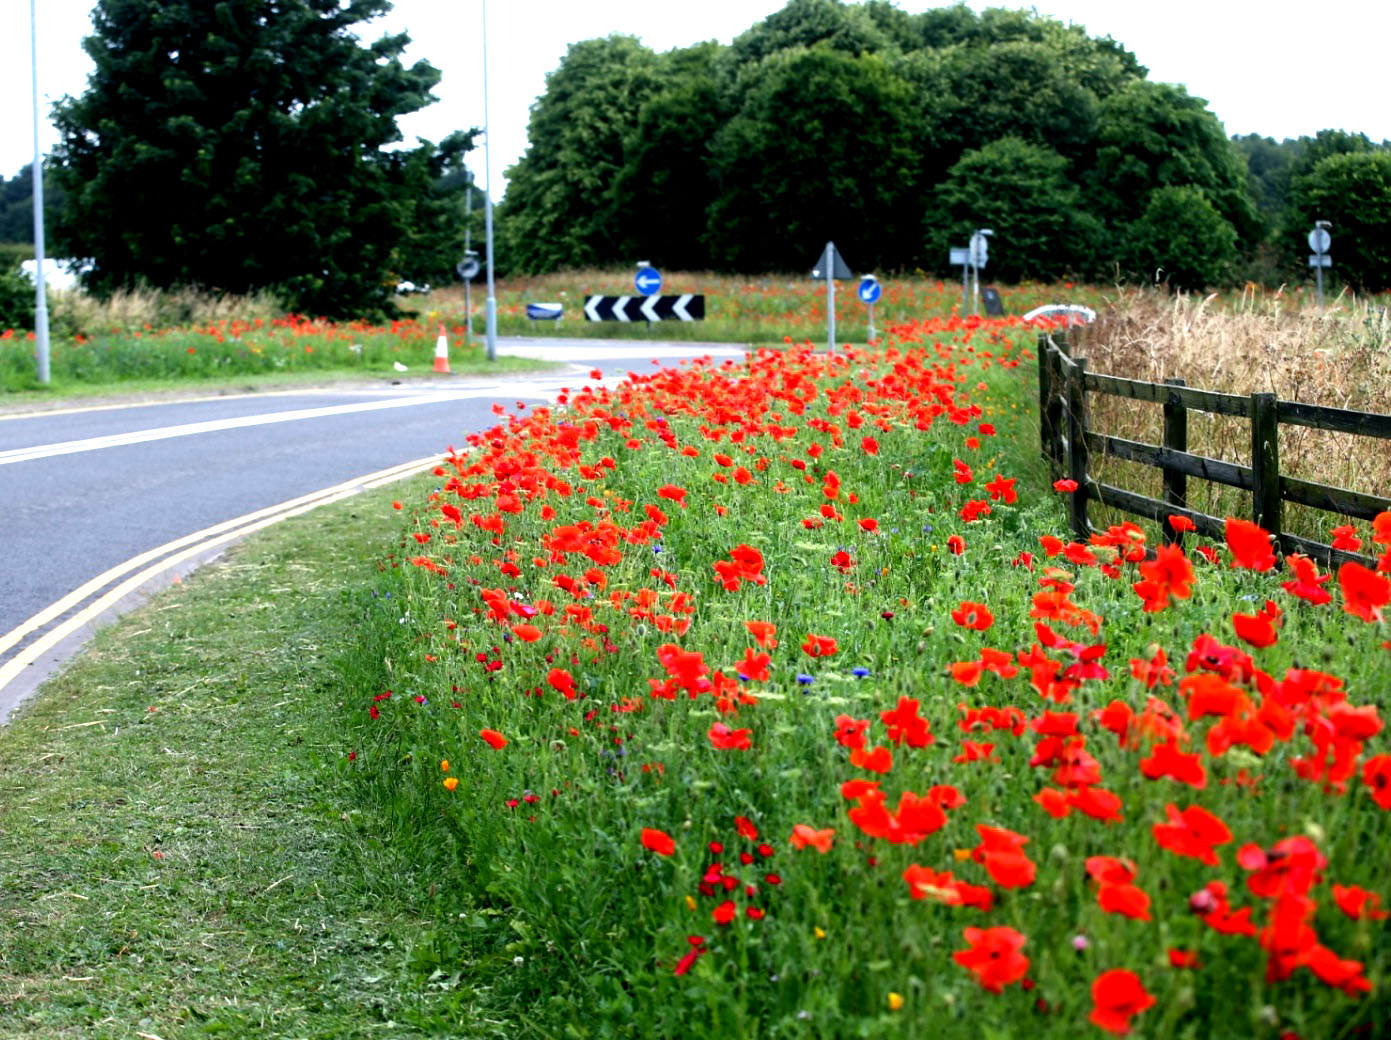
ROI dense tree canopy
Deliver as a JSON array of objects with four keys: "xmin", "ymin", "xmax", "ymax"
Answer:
[
  {"xmin": 490, "ymin": 0, "xmax": 1390, "ymax": 291},
  {"xmin": 1289, "ymin": 152, "xmax": 1391, "ymax": 292},
  {"xmin": 49, "ymin": 0, "xmax": 474, "ymax": 317}
]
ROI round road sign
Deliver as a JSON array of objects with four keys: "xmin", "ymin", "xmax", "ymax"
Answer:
[
  {"xmin": 635, "ymin": 266, "xmax": 662, "ymax": 296},
  {"xmin": 1307, "ymin": 227, "xmax": 1331, "ymax": 254},
  {"xmin": 857, "ymin": 276, "xmax": 882, "ymax": 304},
  {"xmin": 456, "ymin": 255, "xmax": 481, "ymax": 280}
]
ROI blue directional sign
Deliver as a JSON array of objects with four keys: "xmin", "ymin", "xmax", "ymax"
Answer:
[
  {"xmin": 857, "ymin": 276, "xmax": 882, "ymax": 304},
  {"xmin": 635, "ymin": 266, "xmax": 662, "ymax": 296}
]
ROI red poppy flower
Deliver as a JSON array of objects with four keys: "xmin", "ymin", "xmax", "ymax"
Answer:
[
  {"xmin": 880, "ymin": 697, "xmax": 934, "ymax": 748},
  {"xmin": 1339, "ymin": 562, "xmax": 1390, "ymax": 623},
  {"xmin": 1330, "ymin": 524, "xmax": 1362, "ymax": 551},
  {"xmin": 744, "ymin": 620, "xmax": 778, "ymax": 648},
  {"xmin": 861, "ymin": 436, "xmax": 879, "ymax": 455},
  {"xmin": 1167, "ymin": 513, "xmax": 1196, "ymax": 532},
  {"xmin": 972, "ymin": 825, "xmax": 1036, "ymax": 888},
  {"xmin": 1361, "ymin": 754, "xmax": 1391, "ymax": 809},
  {"xmin": 1151, "ymin": 803, "xmax": 1231, "ymax": 865},
  {"xmin": 1231, "ymin": 610, "xmax": 1278, "ymax": 648},
  {"xmin": 657, "ymin": 484, "xmax": 688, "ymax": 508},
  {"xmin": 850, "ymin": 745, "xmax": 893, "ymax": 773},
  {"xmin": 711, "ymin": 900, "xmax": 736, "ymax": 925},
  {"xmin": 952, "ymin": 926, "xmax": 1029, "ymax": 993},
  {"xmin": 1332, "ymin": 884, "xmax": 1389, "ymax": 920},
  {"xmin": 801, "ymin": 633, "xmax": 838, "ymax": 657},
  {"xmin": 1068, "ymin": 785, "xmax": 1123, "ymax": 823},
  {"xmin": 947, "ymin": 534, "xmax": 966, "ymax": 555},
  {"xmin": 734, "ymin": 648, "xmax": 771, "ymax": 682},
  {"xmin": 1225, "ymin": 517, "xmax": 1277, "ymax": 571},
  {"xmin": 1052, "ymin": 478, "xmax": 1079, "ymax": 493},
  {"xmin": 673, "ymin": 935, "xmax": 706, "ymax": 975},
  {"xmin": 858, "ymin": 517, "xmax": 879, "ymax": 532},
  {"xmin": 1088, "ymin": 970, "xmax": 1155, "ymax": 1035},
  {"xmin": 1139, "ymin": 740, "xmax": 1207, "ymax": 789},
  {"xmin": 833, "ymin": 714, "xmax": 870, "ymax": 750},
  {"xmin": 985, "ymin": 474, "xmax": 1018, "ymax": 503},
  {"xmin": 479, "ymin": 728, "xmax": 508, "ymax": 750},
  {"xmin": 950, "ymin": 601, "xmax": 995, "ymax": 631},
  {"xmin": 641, "ymin": 827, "xmax": 676, "ymax": 856},
  {"xmin": 1167, "ymin": 949, "xmax": 1201, "ymax": 969},
  {"xmin": 1133, "ymin": 543, "xmax": 1195, "ymax": 612},
  {"xmin": 708, "ymin": 722, "xmax": 752, "ymax": 751},
  {"xmin": 789, "ymin": 824, "xmax": 834, "ymax": 853},
  {"xmin": 1282, "ymin": 553, "xmax": 1332, "ymax": 604}
]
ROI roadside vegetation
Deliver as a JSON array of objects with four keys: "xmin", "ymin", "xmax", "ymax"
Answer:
[{"xmin": 1, "ymin": 295, "xmax": 1387, "ymax": 1038}]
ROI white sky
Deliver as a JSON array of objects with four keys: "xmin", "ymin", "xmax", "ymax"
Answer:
[{"xmin": 4, "ymin": 1, "xmax": 1389, "ymax": 196}]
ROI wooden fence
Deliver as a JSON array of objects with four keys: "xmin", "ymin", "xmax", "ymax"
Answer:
[{"xmin": 1037, "ymin": 332, "xmax": 1391, "ymax": 570}]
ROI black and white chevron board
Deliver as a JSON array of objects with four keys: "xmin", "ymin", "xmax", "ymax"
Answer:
[{"xmin": 583, "ymin": 294, "xmax": 704, "ymax": 322}]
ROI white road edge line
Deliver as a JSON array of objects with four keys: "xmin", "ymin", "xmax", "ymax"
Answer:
[
  {"xmin": 0, "ymin": 453, "xmax": 445, "ymax": 702},
  {"xmin": 0, "ymin": 386, "xmax": 547, "ymax": 466}
]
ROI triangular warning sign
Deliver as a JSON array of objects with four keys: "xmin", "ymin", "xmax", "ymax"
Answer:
[{"xmin": 810, "ymin": 241, "xmax": 853, "ymax": 281}]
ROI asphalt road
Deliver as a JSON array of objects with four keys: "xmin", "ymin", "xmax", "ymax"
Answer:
[{"xmin": 0, "ymin": 337, "xmax": 746, "ymax": 718}]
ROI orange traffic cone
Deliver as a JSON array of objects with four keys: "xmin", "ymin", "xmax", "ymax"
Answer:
[{"xmin": 433, "ymin": 323, "xmax": 451, "ymax": 374}]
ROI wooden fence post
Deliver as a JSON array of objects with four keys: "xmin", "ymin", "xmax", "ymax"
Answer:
[
  {"xmin": 1037, "ymin": 333, "xmax": 1054, "ymax": 467},
  {"xmin": 1066, "ymin": 356, "xmax": 1090, "ymax": 539},
  {"xmin": 1251, "ymin": 392, "xmax": 1282, "ymax": 541},
  {"xmin": 1161, "ymin": 378, "xmax": 1188, "ymax": 545}
]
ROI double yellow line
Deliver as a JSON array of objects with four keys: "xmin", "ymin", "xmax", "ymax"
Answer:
[{"xmin": 0, "ymin": 453, "xmax": 444, "ymax": 713}]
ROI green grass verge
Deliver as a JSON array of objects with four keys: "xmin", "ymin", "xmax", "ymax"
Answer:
[
  {"xmin": 0, "ymin": 485, "xmax": 456, "ymax": 1038},
  {"xmin": 0, "ymin": 355, "xmax": 562, "ymax": 407}
]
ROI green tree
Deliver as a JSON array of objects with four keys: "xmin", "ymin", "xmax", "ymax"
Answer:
[
  {"xmin": 498, "ymin": 35, "xmax": 662, "ymax": 274},
  {"xmin": 705, "ymin": 46, "xmax": 921, "ymax": 272},
  {"xmin": 1123, "ymin": 185, "xmax": 1237, "ymax": 291},
  {"xmin": 50, "ymin": 0, "xmax": 472, "ymax": 317},
  {"xmin": 728, "ymin": 0, "xmax": 894, "ymax": 68},
  {"xmin": 611, "ymin": 42, "xmax": 725, "ymax": 270},
  {"xmin": 928, "ymin": 137, "xmax": 1099, "ymax": 282},
  {"xmin": 1289, "ymin": 151, "xmax": 1391, "ymax": 292},
  {"xmin": 0, "ymin": 165, "xmax": 68, "ymax": 245},
  {"xmin": 1090, "ymin": 81, "xmax": 1258, "ymax": 248}
]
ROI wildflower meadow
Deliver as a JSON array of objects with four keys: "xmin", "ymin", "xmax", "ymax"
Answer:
[{"xmin": 351, "ymin": 314, "xmax": 1391, "ymax": 1038}]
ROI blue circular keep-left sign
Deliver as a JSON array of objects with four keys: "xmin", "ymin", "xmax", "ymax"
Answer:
[
  {"xmin": 858, "ymin": 276, "xmax": 882, "ymax": 304},
  {"xmin": 635, "ymin": 266, "xmax": 662, "ymax": 296}
]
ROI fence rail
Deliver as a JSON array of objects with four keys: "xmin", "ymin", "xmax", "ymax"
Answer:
[{"xmin": 1038, "ymin": 332, "xmax": 1391, "ymax": 570}]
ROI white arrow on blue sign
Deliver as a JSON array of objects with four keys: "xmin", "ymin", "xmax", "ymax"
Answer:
[
  {"xmin": 635, "ymin": 266, "xmax": 662, "ymax": 296},
  {"xmin": 857, "ymin": 276, "xmax": 882, "ymax": 304}
]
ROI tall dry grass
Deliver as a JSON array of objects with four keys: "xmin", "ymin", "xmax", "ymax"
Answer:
[
  {"xmin": 1068, "ymin": 287, "xmax": 1391, "ymax": 541},
  {"xmin": 50, "ymin": 284, "xmax": 286, "ymax": 336}
]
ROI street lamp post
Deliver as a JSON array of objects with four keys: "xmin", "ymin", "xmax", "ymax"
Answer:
[
  {"xmin": 481, "ymin": 0, "xmax": 497, "ymax": 362},
  {"xmin": 29, "ymin": 0, "xmax": 50, "ymax": 384}
]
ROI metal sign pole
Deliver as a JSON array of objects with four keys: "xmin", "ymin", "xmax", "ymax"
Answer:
[
  {"xmin": 972, "ymin": 252, "xmax": 980, "ymax": 317},
  {"xmin": 1316, "ymin": 251, "xmax": 1324, "ymax": 309},
  {"xmin": 825, "ymin": 243, "xmax": 835, "ymax": 352},
  {"xmin": 29, "ymin": 0, "xmax": 49, "ymax": 384},
  {"xmin": 867, "ymin": 301, "xmax": 875, "ymax": 343},
  {"xmin": 463, "ymin": 171, "xmax": 473, "ymax": 349},
  {"xmin": 961, "ymin": 259, "xmax": 968, "ymax": 317},
  {"xmin": 481, "ymin": 0, "xmax": 497, "ymax": 363}
]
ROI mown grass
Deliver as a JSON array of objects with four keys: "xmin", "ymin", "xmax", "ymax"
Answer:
[
  {"xmin": 0, "ymin": 354, "xmax": 560, "ymax": 410},
  {"xmin": 0, "ymin": 484, "xmax": 459, "ymax": 1038}
]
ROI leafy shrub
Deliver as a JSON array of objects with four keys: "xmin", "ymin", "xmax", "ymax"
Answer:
[
  {"xmin": 1124, "ymin": 186, "xmax": 1238, "ymax": 291},
  {"xmin": 0, "ymin": 260, "xmax": 35, "ymax": 332}
]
